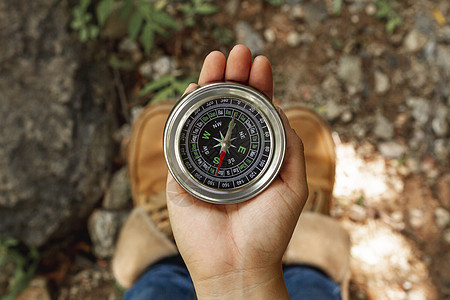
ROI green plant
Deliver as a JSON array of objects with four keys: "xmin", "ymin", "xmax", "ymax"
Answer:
[
  {"xmin": 139, "ymin": 74, "xmax": 198, "ymax": 103},
  {"xmin": 212, "ymin": 27, "xmax": 233, "ymax": 45},
  {"xmin": 180, "ymin": 0, "xmax": 219, "ymax": 27},
  {"xmin": 265, "ymin": 0, "xmax": 283, "ymax": 6},
  {"xmin": 71, "ymin": 0, "xmax": 180, "ymax": 54},
  {"xmin": 332, "ymin": 0, "xmax": 343, "ymax": 15},
  {"xmin": 124, "ymin": 0, "xmax": 180, "ymax": 54},
  {"xmin": 356, "ymin": 195, "xmax": 365, "ymax": 206},
  {"xmin": 70, "ymin": 0, "xmax": 100, "ymax": 42},
  {"xmin": 0, "ymin": 237, "xmax": 39, "ymax": 300},
  {"xmin": 375, "ymin": 0, "xmax": 403, "ymax": 34}
]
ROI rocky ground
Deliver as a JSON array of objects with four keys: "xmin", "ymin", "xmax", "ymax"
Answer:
[{"xmin": 3, "ymin": 0, "xmax": 449, "ymax": 299}]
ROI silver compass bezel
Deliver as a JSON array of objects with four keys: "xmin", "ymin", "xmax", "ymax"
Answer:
[{"xmin": 164, "ymin": 82, "xmax": 286, "ymax": 204}]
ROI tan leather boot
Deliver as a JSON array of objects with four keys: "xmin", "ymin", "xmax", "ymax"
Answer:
[
  {"xmin": 112, "ymin": 103, "xmax": 177, "ymax": 289},
  {"xmin": 112, "ymin": 207, "xmax": 177, "ymax": 289},
  {"xmin": 128, "ymin": 103, "xmax": 174, "ymax": 239},
  {"xmin": 283, "ymin": 106, "xmax": 351, "ymax": 300},
  {"xmin": 285, "ymin": 106, "xmax": 336, "ymax": 214}
]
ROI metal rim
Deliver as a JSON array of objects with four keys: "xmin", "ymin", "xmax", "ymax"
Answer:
[{"xmin": 164, "ymin": 82, "xmax": 286, "ymax": 204}]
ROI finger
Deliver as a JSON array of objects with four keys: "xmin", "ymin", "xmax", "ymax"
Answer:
[
  {"xmin": 278, "ymin": 108, "xmax": 308, "ymax": 204},
  {"xmin": 198, "ymin": 51, "xmax": 226, "ymax": 85},
  {"xmin": 248, "ymin": 55, "xmax": 273, "ymax": 100},
  {"xmin": 225, "ymin": 44, "xmax": 252, "ymax": 84},
  {"xmin": 182, "ymin": 83, "xmax": 198, "ymax": 95}
]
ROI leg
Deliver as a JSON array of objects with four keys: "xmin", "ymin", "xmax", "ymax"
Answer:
[
  {"xmin": 284, "ymin": 264, "xmax": 342, "ymax": 300},
  {"xmin": 283, "ymin": 106, "xmax": 351, "ymax": 300},
  {"xmin": 124, "ymin": 255, "xmax": 195, "ymax": 300},
  {"xmin": 113, "ymin": 103, "xmax": 179, "ymax": 288}
]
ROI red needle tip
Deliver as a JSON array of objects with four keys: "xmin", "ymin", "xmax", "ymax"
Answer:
[{"xmin": 216, "ymin": 151, "xmax": 226, "ymax": 175}]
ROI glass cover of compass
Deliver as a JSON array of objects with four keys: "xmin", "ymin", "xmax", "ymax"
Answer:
[{"xmin": 164, "ymin": 82, "xmax": 286, "ymax": 204}]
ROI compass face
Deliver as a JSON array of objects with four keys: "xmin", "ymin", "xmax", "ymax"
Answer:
[
  {"xmin": 164, "ymin": 82, "xmax": 286, "ymax": 204},
  {"xmin": 179, "ymin": 98, "xmax": 271, "ymax": 190}
]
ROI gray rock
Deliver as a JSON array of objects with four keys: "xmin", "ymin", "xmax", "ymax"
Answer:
[
  {"xmin": 152, "ymin": 56, "xmax": 176, "ymax": 80},
  {"xmin": 409, "ymin": 208, "xmax": 425, "ymax": 229},
  {"xmin": 325, "ymin": 100, "xmax": 343, "ymax": 121},
  {"xmin": 264, "ymin": 28, "xmax": 276, "ymax": 43},
  {"xmin": 378, "ymin": 141, "xmax": 407, "ymax": 159},
  {"xmin": 436, "ymin": 46, "xmax": 450, "ymax": 77},
  {"xmin": 113, "ymin": 124, "xmax": 132, "ymax": 144},
  {"xmin": 103, "ymin": 168, "xmax": 131, "ymax": 210},
  {"xmin": 374, "ymin": 113, "xmax": 394, "ymax": 140},
  {"xmin": 374, "ymin": 70, "xmax": 390, "ymax": 95},
  {"xmin": 286, "ymin": 31, "xmax": 314, "ymax": 47},
  {"xmin": 286, "ymin": 31, "xmax": 315, "ymax": 47},
  {"xmin": 235, "ymin": 22, "xmax": 265, "ymax": 55},
  {"xmin": 131, "ymin": 106, "xmax": 144, "ymax": 125},
  {"xmin": 0, "ymin": 0, "xmax": 115, "ymax": 247},
  {"xmin": 432, "ymin": 105, "xmax": 448, "ymax": 137},
  {"xmin": 304, "ymin": 2, "xmax": 328, "ymax": 29},
  {"xmin": 434, "ymin": 207, "xmax": 450, "ymax": 229},
  {"xmin": 349, "ymin": 204, "xmax": 367, "ymax": 222},
  {"xmin": 444, "ymin": 228, "xmax": 450, "ymax": 244},
  {"xmin": 433, "ymin": 139, "xmax": 448, "ymax": 161},
  {"xmin": 225, "ymin": 0, "xmax": 240, "ymax": 17},
  {"xmin": 88, "ymin": 209, "xmax": 128, "ymax": 258},
  {"xmin": 352, "ymin": 123, "xmax": 367, "ymax": 138},
  {"xmin": 118, "ymin": 38, "xmax": 139, "ymax": 54},
  {"xmin": 415, "ymin": 12, "xmax": 436, "ymax": 37},
  {"xmin": 440, "ymin": 25, "xmax": 450, "ymax": 43},
  {"xmin": 287, "ymin": 31, "xmax": 302, "ymax": 47},
  {"xmin": 365, "ymin": 3, "xmax": 377, "ymax": 16},
  {"xmin": 338, "ymin": 55, "xmax": 363, "ymax": 92},
  {"xmin": 139, "ymin": 61, "xmax": 153, "ymax": 79},
  {"xmin": 423, "ymin": 39, "xmax": 436, "ymax": 62},
  {"xmin": 406, "ymin": 97, "xmax": 430, "ymax": 127},
  {"xmin": 289, "ymin": 5, "xmax": 305, "ymax": 20},
  {"xmin": 341, "ymin": 110, "xmax": 353, "ymax": 123},
  {"xmin": 403, "ymin": 29, "xmax": 428, "ymax": 52}
]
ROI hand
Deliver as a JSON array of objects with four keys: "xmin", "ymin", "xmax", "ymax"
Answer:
[{"xmin": 166, "ymin": 45, "xmax": 308, "ymax": 299}]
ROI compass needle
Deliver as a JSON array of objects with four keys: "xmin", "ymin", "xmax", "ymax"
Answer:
[{"xmin": 216, "ymin": 112, "xmax": 236, "ymax": 175}]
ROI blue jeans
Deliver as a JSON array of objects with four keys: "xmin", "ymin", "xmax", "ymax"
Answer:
[{"xmin": 125, "ymin": 255, "xmax": 341, "ymax": 300}]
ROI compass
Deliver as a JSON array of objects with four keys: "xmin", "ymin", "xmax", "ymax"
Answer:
[{"xmin": 164, "ymin": 82, "xmax": 286, "ymax": 204}]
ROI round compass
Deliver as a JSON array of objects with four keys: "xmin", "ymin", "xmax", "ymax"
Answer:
[{"xmin": 164, "ymin": 82, "xmax": 286, "ymax": 204}]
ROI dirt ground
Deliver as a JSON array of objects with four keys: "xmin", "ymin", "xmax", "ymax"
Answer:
[{"xmin": 11, "ymin": 0, "xmax": 449, "ymax": 299}]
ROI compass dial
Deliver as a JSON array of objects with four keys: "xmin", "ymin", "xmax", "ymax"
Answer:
[
  {"xmin": 180, "ymin": 98, "xmax": 271, "ymax": 190},
  {"xmin": 164, "ymin": 82, "xmax": 286, "ymax": 204}
]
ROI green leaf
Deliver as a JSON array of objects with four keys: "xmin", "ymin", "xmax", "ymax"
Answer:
[
  {"xmin": 120, "ymin": 0, "xmax": 134, "ymax": 19},
  {"xmin": 80, "ymin": 0, "xmax": 91, "ymax": 10},
  {"xmin": 196, "ymin": 3, "xmax": 219, "ymax": 15},
  {"xmin": 185, "ymin": 17, "xmax": 195, "ymax": 27},
  {"xmin": 88, "ymin": 25, "xmax": 100, "ymax": 38},
  {"xmin": 79, "ymin": 28, "xmax": 89, "ymax": 42},
  {"xmin": 266, "ymin": 0, "xmax": 283, "ymax": 7},
  {"xmin": 137, "ymin": 1, "xmax": 152, "ymax": 19},
  {"xmin": 96, "ymin": 0, "xmax": 114, "ymax": 27},
  {"xmin": 152, "ymin": 23, "xmax": 166, "ymax": 35},
  {"xmin": 386, "ymin": 15, "xmax": 402, "ymax": 34},
  {"xmin": 128, "ymin": 12, "xmax": 144, "ymax": 40},
  {"xmin": 180, "ymin": 3, "xmax": 192, "ymax": 14},
  {"xmin": 141, "ymin": 23, "xmax": 155, "ymax": 54},
  {"xmin": 151, "ymin": 86, "xmax": 176, "ymax": 103},
  {"xmin": 109, "ymin": 55, "xmax": 135, "ymax": 70},
  {"xmin": 153, "ymin": 11, "xmax": 180, "ymax": 29},
  {"xmin": 138, "ymin": 75, "xmax": 173, "ymax": 96},
  {"xmin": 332, "ymin": 0, "xmax": 343, "ymax": 15}
]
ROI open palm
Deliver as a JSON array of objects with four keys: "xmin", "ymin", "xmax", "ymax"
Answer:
[{"xmin": 166, "ymin": 45, "xmax": 308, "ymax": 294}]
